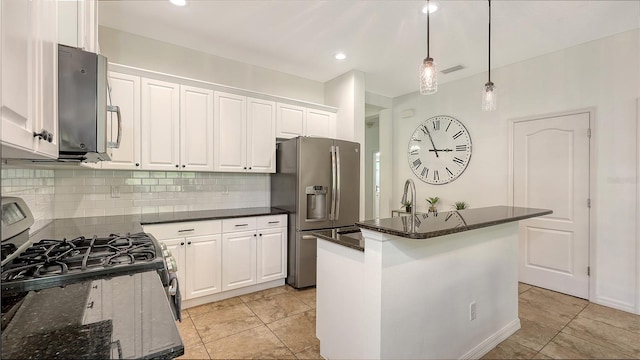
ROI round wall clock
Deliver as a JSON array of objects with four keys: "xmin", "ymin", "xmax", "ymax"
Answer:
[{"xmin": 407, "ymin": 115, "xmax": 472, "ymax": 185}]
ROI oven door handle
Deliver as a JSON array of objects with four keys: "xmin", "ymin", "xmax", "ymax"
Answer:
[
  {"xmin": 110, "ymin": 339, "xmax": 123, "ymax": 359},
  {"xmin": 168, "ymin": 277, "xmax": 178, "ymax": 296}
]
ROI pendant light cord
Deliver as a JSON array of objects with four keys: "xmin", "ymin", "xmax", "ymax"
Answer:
[
  {"xmin": 488, "ymin": 0, "xmax": 491, "ymax": 82},
  {"xmin": 427, "ymin": 0, "xmax": 430, "ymax": 58}
]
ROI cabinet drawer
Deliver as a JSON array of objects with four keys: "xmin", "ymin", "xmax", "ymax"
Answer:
[
  {"xmin": 222, "ymin": 217, "xmax": 257, "ymax": 233},
  {"xmin": 143, "ymin": 220, "xmax": 222, "ymax": 239},
  {"xmin": 256, "ymin": 215, "xmax": 287, "ymax": 229}
]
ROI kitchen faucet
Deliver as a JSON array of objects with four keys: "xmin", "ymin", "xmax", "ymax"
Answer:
[{"xmin": 401, "ymin": 179, "xmax": 416, "ymax": 232}]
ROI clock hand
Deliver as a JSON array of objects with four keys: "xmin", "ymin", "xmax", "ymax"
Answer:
[
  {"xmin": 424, "ymin": 128, "xmax": 439, "ymax": 158},
  {"xmin": 428, "ymin": 149, "xmax": 453, "ymax": 152}
]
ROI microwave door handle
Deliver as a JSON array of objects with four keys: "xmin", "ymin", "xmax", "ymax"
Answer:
[
  {"xmin": 107, "ymin": 105, "xmax": 122, "ymax": 149},
  {"xmin": 335, "ymin": 145, "xmax": 340, "ymax": 220}
]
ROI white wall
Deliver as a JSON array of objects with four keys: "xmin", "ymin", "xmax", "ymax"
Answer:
[
  {"xmin": 1, "ymin": 168, "xmax": 55, "ymax": 232},
  {"xmin": 99, "ymin": 26, "xmax": 325, "ymax": 104},
  {"xmin": 391, "ymin": 29, "xmax": 640, "ymax": 312}
]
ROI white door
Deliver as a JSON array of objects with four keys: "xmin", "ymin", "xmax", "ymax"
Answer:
[
  {"xmin": 257, "ymin": 227, "xmax": 286, "ymax": 283},
  {"xmin": 222, "ymin": 230, "xmax": 257, "ymax": 291},
  {"xmin": 247, "ymin": 98, "xmax": 276, "ymax": 173},
  {"xmin": 180, "ymin": 85, "xmax": 214, "ymax": 171},
  {"xmin": 513, "ymin": 112, "xmax": 590, "ymax": 298},
  {"xmin": 276, "ymin": 103, "xmax": 305, "ymax": 139},
  {"xmin": 141, "ymin": 78, "xmax": 180, "ymax": 171},
  {"xmin": 213, "ymin": 92, "xmax": 246, "ymax": 172},
  {"xmin": 306, "ymin": 108, "xmax": 333, "ymax": 138},
  {"xmin": 103, "ymin": 72, "xmax": 141, "ymax": 170},
  {"xmin": 162, "ymin": 238, "xmax": 186, "ymax": 300},
  {"xmin": 185, "ymin": 234, "xmax": 222, "ymax": 298}
]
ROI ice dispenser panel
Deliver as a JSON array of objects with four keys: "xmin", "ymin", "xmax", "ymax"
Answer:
[{"xmin": 306, "ymin": 185, "xmax": 327, "ymax": 221}]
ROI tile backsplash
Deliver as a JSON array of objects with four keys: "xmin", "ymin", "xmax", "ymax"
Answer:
[
  {"xmin": 53, "ymin": 169, "xmax": 271, "ymax": 218},
  {"xmin": 1, "ymin": 168, "xmax": 56, "ymax": 232},
  {"xmin": 1, "ymin": 166, "xmax": 271, "ymax": 224}
]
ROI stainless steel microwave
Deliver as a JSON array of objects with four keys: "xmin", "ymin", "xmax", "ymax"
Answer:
[{"xmin": 58, "ymin": 45, "xmax": 120, "ymax": 162}]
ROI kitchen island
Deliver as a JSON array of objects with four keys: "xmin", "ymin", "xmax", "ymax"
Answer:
[{"xmin": 315, "ymin": 206, "xmax": 551, "ymax": 360}]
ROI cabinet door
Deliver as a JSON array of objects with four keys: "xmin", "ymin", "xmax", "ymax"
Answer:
[
  {"xmin": 180, "ymin": 85, "xmax": 214, "ymax": 171},
  {"xmin": 1, "ymin": 0, "xmax": 36, "ymax": 153},
  {"xmin": 276, "ymin": 103, "xmax": 305, "ymax": 139},
  {"xmin": 222, "ymin": 230, "xmax": 257, "ymax": 291},
  {"xmin": 257, "ymin": 227, "xmax": 287, "ymax": 283},
  {"xmin": 185, "ymin": 234, "xmax": 222, "ymax": 299},
  {"xmin": 306, "ymin": 108, "xmax": 334, "ymax": 138},
  {"xmin": 141, "ymin": 78, "xmax": 180, "ymax": 170},
  {"xmin": 32, "ymin": 0, "xmax": 58, "ymax": 158},
  {"xmin": 247, "ymin": 98, "xmax": 276, "ymax": 173},
  {"xmin": 58, "ymin": 0, "xmax": 97, "ymax": 52},
  {"xmin": 162, "ymin": 238, "xmax": 186, "ymax": 300},
  {"xmin": 214, "ymin": 92, "xmax": 246, "ymax": 172},
  {"xmin": 102, "ymin": 72, "xmax": 141, "ymax": 170}
]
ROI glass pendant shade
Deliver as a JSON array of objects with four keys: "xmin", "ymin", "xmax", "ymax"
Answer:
[
  {"xmin": 420, "ymin": 57, "xmax": 438, "ymax": 94},
  {"xmin": 482, "ymin": 81, "xmax": 497, "ymax": 111}
]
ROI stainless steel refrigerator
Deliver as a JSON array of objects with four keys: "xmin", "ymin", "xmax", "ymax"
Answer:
[{"xmin": 271, "ymin": 137, "xmax": 360, "ymax": 288}]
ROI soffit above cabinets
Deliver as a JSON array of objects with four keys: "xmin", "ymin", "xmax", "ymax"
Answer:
[{"xmin": 98, "ymin": 1, "xmax": 640, "ymax": 98}]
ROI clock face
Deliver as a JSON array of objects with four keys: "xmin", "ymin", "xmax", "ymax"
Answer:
[{"xmin": 407, "ymin": 115, "xmax": 472, "ymax": 184}]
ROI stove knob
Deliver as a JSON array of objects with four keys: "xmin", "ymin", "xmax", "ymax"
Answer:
[
  {"xmin": 159, "ymin": 242, "xmax": 167, "ymax": 251},
  {"xmin": 163, "ymin": 249, "xmax": 172, "ymax": 258},
  {"xmin": 167, "ymin": 257, "xmax": 178, "ymax": 273}
]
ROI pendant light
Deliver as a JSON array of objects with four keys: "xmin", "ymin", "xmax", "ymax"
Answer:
[
  {"xmin": 482, "ymin": 0, "xmax": 496, "ymax": 111},
  {"xmin": 420, "ymin": 0, "xmax": 437, "ymax": 94}
]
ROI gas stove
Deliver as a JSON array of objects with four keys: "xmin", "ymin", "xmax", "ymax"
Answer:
[{"xmin": 1, "ymin": 232, "xmax": 166, "ymax": 295}]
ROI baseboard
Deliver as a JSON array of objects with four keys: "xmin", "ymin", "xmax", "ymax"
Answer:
[
  {"xmin": 182, "ymin": 279, "xmax": 285, "ymax": 309},
  {"xmin": 593, "ymin": 296, "xmax": 638, "ymax": 315},
  {"xmin": 459, "ymin": 318, "xmax": 521, "ymax": 360}
]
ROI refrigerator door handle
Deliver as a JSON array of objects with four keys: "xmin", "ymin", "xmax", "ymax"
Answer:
[
  {"xmin": 335, "ymin": 145, "xmax": 341, "ymax": 220},
  {"xmin": 330, "ymin": 145, "xmax": 337, "ymax": 221}
]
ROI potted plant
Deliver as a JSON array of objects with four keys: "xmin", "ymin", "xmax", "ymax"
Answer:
[
  {"xmin": 453, "ymin": 201, "xmax": 468, "ymax": 210},
  {"xmin": 426, "ymin": 197, "xmax": 440, "ymax": 213},
  {"xmin": 401, "ymin": 200, "xmax": 412, "ymax": 212}
]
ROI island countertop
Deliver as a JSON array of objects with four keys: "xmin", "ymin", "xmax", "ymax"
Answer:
[{"xmin": 356, "ymin": 206, "xmax": 552, "ymax": 239}]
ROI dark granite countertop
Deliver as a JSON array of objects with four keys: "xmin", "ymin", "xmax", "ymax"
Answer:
[
  {"xmin": 356, "ymin": 206, "xmax": 552, "ymax": 240},
  {"xmin": 29, "ymin": 207, "xmax": 288, "ymax": 241},
  {"xmin": 1, "ymin": 271, "xmax": 184, "ymax": 359},
  {"xmin": 313, "ymin": 226, "xmax": 364, "ymax": 251}
]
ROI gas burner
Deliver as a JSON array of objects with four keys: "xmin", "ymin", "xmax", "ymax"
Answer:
[
  {"xmin": 1, "ymin": 233, "xmax": 160, "ymax": 285},
  {"xmin": 1, "ymin": 244, "xmax": 17, "ymax": 262}
]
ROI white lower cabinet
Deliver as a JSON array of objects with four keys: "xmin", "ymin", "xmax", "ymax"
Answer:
[
  {"xmin": 144, "ymin": 215, "xmax": 286, "ymax": 302},
  {"xmin": 222, "ymin": 230, "xmax": 257, "ymax": 291}
]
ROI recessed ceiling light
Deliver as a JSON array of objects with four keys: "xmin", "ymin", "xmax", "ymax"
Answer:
[
  {"xmin": 170, "ymin": 0, "xmax": 186, "ymax": 6},
  {"xmin": 422, "ymin": 3, "xmax": 438, "ymax": 14},
  {"xmin": 335, "ymin": 52, "xmax": 347, "ymax": 60}
]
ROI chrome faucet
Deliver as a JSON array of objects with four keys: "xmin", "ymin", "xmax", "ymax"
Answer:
[{"xmin": 401, "ymin": 179, "xmax": 416, "ymax": 232}]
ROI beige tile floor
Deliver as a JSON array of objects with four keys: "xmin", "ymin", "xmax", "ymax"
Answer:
[{"xmin": 176, "ymin": 283, "xmax": 640, "ymax": 359}]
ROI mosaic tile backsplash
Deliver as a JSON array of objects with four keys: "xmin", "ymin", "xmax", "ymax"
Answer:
[{"xmin": 1, "ymin": 167, "xmax": 270, "ymax": 222}]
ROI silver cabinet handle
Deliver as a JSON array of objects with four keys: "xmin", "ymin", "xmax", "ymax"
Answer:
[
  {"xmin": 178, "ymin": 228, "xmax": 195, "ymax": 233},
  {"xmin": 302, "ymin": 235, "xmax": 317, "ymax": 240},
  {"xmin": 235, "ymin": 224, "xmax": 249, "ymax": 227},
  {"xmin": 268, "ymin": 221, "xmax": 280, "ymax": 224},
  {"xmin": 107, "ymin": 105, "xmax": 122, "ymax": 148}
]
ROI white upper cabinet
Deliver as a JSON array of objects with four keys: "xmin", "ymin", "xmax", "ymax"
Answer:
[
  {"xmin": 276, "ymin": 102, "xmax": 335, "ymax": 139},
  {"xmin": 102, "ymin": 72, "xmax": 141, "ymax": 170},
  {"xmin": 58, "ymin": 0, "xmax": 98, "ymax": 52},
  {"xmin": 214, "ymin": 92, "xmax": 247, "ymax": 172},
  {"xmin": 214, "ymin": 92, "xmax": 276, "ymax": 173},
  {"xmin": 1, "ymin": 0, "xmax": 59, "ymax": 159},
  {"xmin": 141, "ymin": 78, "xmax": 180, "ymax": 171},
  {"xmin": 180, "ymin": 85, "xmax": 214, "ymax": 171}
]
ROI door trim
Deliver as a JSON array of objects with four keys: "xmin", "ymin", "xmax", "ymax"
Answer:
[
  {"xmin": 636, "ymin": 98, "xmax": 640, "ymax": 315},
  {"xmin": 507, "ymin": 107, "xmax": 596, "ymax": 301}
]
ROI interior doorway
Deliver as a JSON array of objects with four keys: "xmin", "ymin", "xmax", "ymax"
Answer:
[
  {"xmin": 512, "ymin": 111, "xmax": 591, "ymax": 299},
  {"xmin": 364, "ymin": 115, "xmax": 380, "ymax": 220}
]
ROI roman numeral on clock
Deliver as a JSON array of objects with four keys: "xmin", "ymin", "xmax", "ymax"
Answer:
[
  {"xmin": 421, "ymin": 167, "xmax": 428, "ymax": 178},
  {"xmin": 446, "ymin": 167, "xmax": 454, "ymax": 176},
  {"xmin": 409, "ymin": 149, "xmax": 419, "ymax": 156},
  {"xmin": 456, "ymin": 145, "xmax": 467, "ymax": 151},
  {"xmin": 433, "ymin": 170, "xmax": 439, "ymax": 181},
  {"xmin": 412, "ymin": 158, "xmax": 422, "ymax": 169},
  {"xmin": 411, "ymin": 136, "xmax": 421, "ymax": 142},
  {"xmin": 453, "ymin": 131, "xmax": 464, "ymax": 140},
  {"xmin": 453, "ymin": 157, "xmax": 464, "ymax": 165},
  {"xmin": 446, "ymin": 120, "xmax": 452, "ymax": 132},
  {"xmin": 421, "ymin": 125, "xmax": 429, "ymax": 135},
  {"xmin": 433, "ymin": 120, "xmax": 440, "ymax": 131}
]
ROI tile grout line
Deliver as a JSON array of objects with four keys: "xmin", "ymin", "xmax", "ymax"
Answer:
[{"xmin": 530, "ymin": 299, "xmax": 590, "ymax": 359}]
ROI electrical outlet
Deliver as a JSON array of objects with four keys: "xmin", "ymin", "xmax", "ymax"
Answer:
[
  {"xmin": 110, "ymin": 185, "xmax": 120, "ymax": 198},
  {"xmin": 470, "ymin": 301, "xmax": 477, "ymax": 321}
]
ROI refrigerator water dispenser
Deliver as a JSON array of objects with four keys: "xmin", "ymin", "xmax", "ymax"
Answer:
[{"xmin": 306, "ymin": 185, "xmax": 327, "ymax": 221}]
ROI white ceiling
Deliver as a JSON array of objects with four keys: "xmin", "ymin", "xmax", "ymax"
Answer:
[{"xmin": 98, "ymin": 0, "xmax": 639, "ymax": 99}]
